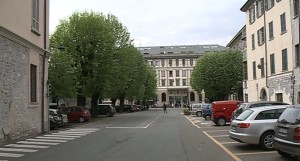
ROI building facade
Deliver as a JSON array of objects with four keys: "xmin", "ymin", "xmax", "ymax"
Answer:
[
  {"xmin": 139, "ymin": 45, "xmax": 227, "ymax": 107},
  {"xmin": 241, "ymin": 0, "xmax": 294, "ymax": 103},
  {"xmin": 0, "ymin": 0, "xmax": 50, "ymax": 142}
]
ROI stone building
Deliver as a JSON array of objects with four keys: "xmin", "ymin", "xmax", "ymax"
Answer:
[
  {"xmin": 139, "ymin": 45, "xmax": 227, "ymax": 107},
  {"xmin": 0, "ymin": 0, "xmax": 50, "ymax": 142},
  {"xmin": 241, "ymin": 0, "xmax": 294, "ymax": 103}
]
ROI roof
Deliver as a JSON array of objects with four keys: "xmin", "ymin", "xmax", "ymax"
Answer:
[
  {"xmin": 240, "ymin": 0, "xmax": 256, "ymax": 12},
  {"xmin": 213, "ymin": 100, "xmax": 243, "ymax": 104},
  {"xmin": 138, "ymin": 44, "xmax": 227, "ymax": 55},
  {"xmin": 241, "ymin": 101, "xmax": 290, "ymax": 105},
  {"xmin": 248, "ymin": 105, "xmax": 289, "ymax": 112}
]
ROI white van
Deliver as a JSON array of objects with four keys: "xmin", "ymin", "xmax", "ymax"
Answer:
[{"xmin": 190, "ymin": 103, "xmax": 206, "ymax": 117}]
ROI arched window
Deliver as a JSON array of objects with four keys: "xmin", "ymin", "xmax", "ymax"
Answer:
[
  {"xmin": 162, "ymin": 93, "xmax": 166, "ymax": 102},
  {"xmin": 190, "ymin": 92, "xmax": 195, "ymax": 101}
]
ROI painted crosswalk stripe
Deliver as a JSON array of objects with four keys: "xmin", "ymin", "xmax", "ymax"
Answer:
[
  {"xmin": 36, "ymin": 136, "xmax": 75, "ymax": 140},
  {"xmin": 57, "ymin": 131, "xmax": 91, "ymax": 134},
  {"xmin": 52, "ymin": 133, "xmax": 87, "ymax": 136},
  {"xmin": 17, "ymin": 141, "xmax": 59, "ymax": 145},
  {"xmin": 0, "ymin": 160, "xmax": 8, "ymax": 161},
  {"xmin": 0, "ymin": 152, "xmax": 24, "ymax": 157},
  {"xmin": 69, "ymin": 128, "xmax": 99, "ymax": 131},
  {"xmin": 66, "ymin": 130, "xmax": 96, "ymax": 133},
  {"xmin": 27, "ymin": 139, "xmax": 67, "ymax": 143},
  {"xmin": 0, "ymin": 148, "xmax": 38, "ymax": 153},
  {"xmin": 5, "ymin": 144, "xmax": 49, "ymax": 149},
  {"xmin": 43, "ymin": 134, "xmax": 81, "ymax": 138}
]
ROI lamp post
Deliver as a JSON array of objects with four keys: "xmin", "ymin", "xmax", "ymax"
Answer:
[{"xmin": 201, "ymin": 89, "xmax": 205, "ymax": 103}]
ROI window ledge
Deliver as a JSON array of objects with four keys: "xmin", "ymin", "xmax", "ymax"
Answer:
[
  {"xmin": 31, "ymin": 27, "xmax": 41, "ymax": 36},
  {"xmin": 269, "ymin": 37, "xmax": 274, "ymax": 41},
  {"xmin": 29, "ymin": 102, "xmax": 39, "ymax": 108},
  {"xmin": 281, "ymin": 30, "xmax": 287, "ymax": 35}
]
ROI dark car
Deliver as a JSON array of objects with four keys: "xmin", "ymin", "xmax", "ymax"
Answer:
[
  {"xmin": 273, "ymin": 105, "xmax": 300, "ymax": 159},
  {"xmin": 63, "ymin": 106, "xmax": 91, "ymax": 123},
  {"xmin": 202, "ymin": 104, "xmax": 212, "ymax": 120},
  {"xmin": 232, "ymin": 101, "xmax": 289, "ymax": 120},
  {"xmin": 95, "ymin": 104, "xmax": 116, "ymax": 117},
  {"xmin": 49, "ymin": 109, "xmax": 62, "ymax": 129},
  {"xmin": 123, "ymin": 104, "xmax": 135, "ymax": 112}
]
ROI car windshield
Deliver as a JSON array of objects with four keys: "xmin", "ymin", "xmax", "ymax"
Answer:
[
  {"xmin": 236, "ymin": 110, "xmax": 253, "ymax": 121},
  {"xmin": 278, "ymin": 108, "xmax": 300, "ymax": 124}
]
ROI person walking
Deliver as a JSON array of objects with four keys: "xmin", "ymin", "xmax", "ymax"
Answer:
[{"xmin": 163, "ymin": 103, "xmax": 167, "ymax": 114}]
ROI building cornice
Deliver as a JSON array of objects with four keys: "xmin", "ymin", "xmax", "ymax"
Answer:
[{"xmin": 240, "ymin": 0, "xmax": 256, "ymax": 12}]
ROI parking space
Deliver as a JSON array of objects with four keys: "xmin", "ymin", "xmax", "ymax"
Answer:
[{"xmin": 185, "ymin": 115, "xmax": 293, "ymax": 161}]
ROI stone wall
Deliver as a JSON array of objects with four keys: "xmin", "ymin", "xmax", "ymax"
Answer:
[
  {"xmin": 0, "ymin": 35, "xmax": 41, "ymax": 143},
  {"xmin": 268, "ymin": 73, "xmax": 293, "ymax": 103}
]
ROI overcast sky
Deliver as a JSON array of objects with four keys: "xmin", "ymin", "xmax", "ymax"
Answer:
[{"xmin": 50, "ymin": 0, "xmax": 247, "ymax": 47}]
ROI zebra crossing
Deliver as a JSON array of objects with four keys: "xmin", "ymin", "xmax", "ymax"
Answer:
[{"xmin": 0, "ymin": 128, "xmax": 99, "ymax": 161}]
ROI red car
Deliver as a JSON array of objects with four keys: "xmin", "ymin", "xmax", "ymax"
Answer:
[
  {"xmin": 63, "ymin": 106, "xmax": 91, "ymax": 123},
  {"xmin": 212, "ymin": 100, "xmax": 243, "ymax": 126}
]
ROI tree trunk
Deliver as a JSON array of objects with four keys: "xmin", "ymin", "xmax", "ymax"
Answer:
[
  {"xmin": 90, "ymin": 93, "xmax": 99, "ymax": 117},
  {"xmin": 119, "ymin": 94, "xmax": 125, "ymax": 113},
  {"xmin": 77, "ymin": 95, "xmax": 86, "ymax": 106}
]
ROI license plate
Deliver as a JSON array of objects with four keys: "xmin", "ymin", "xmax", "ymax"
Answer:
[{"xmin": 279, "ymin": 128, "xmax": 288, "ymax": 134}]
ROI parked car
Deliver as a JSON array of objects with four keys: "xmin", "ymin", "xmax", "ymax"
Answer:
[
  {"xmin": 49, "ymin": 109, "xmax": 62, "ymax": 129},
  {"xmin": 273, "ymin": 105, "xmax": 300, "ymax": 158},
  {"xmin": 123, "ymin": 104, "xmax": 135, "ymax": 112},
  {"xmin": 190, "ymin": 103, "xmax": 207, "ymax": 117},
  {"xmin": 229, "ymin": 105, "xmax": 288, "ymax": 150},
  {"xmin": 95, "ymin": 104, "xmax": 116, "ymax": 117},
  {"xmin": 202, "ymin": 104, "xmax": 212, "ymax": 120},
  {"xmin": 212, "ymin": 100, "xmax": 243, "ymax": 126},
  {"xmin": 63, "ymin": 106, "xmax": 91, "ymax": 123},
  {"xmin": 49, "ymin": 109, "xmax": 68, "ymax": 127},
  {"xmin": 232, "ymin": 101, "xmax": 289, "ymax": 120}
]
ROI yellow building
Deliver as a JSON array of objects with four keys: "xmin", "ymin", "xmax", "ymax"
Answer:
[{"xmin": 0, "ymin": 0, "xmax": 50, "ymax": 142}]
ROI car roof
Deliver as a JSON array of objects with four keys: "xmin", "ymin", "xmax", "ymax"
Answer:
[
  {"xmin": 247, "ymin": 105, "xmax": 289, "ymax": 112},
  {"xmin": 213, "ymin": 100, "xmax": 243, "ymax": 104},
  {"xmin": 241, "ymin": 101, "xmax": 289, "ymax": 105}
]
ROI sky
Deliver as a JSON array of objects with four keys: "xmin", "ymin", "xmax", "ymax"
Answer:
[{"xmin": 50, "ymin": 0, "xmax": 247, "ymax": 47}]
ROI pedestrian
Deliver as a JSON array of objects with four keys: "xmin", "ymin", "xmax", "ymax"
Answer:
[
  {"xmin": 57, "ymin": 106, "xmax": 64, "ymax": 128},
  {"xmin": 163, "ymin": 103, "xmax": 167, "ymax": 114}
]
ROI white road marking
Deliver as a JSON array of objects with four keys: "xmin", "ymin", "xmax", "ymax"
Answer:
[
  {"xmin": 0, "ymin": 148, "xmax": 38, "ymax": 152},
  {"xmin": 36, "ymin": 136, "xmax": 75, "ymax": 140},
  {"xmin": 220, "ymin": 142, "xmax": 240, "ymax": 144},
  {"xmin": 5, "ymin": 144, "xmax": 49, "ymax": 149},
  {"xmin": 26, "ymin": 139, "xmax": 67, "ymax": 143},
  {"xmin": 185, "ymin": 116, "xmax": 201, "ymax": 128},
  {"xmin": 235, "ymin": 151, "xmax": 277, "ymax": 156},
  {"xmin": 69, "ymin": 128, "xmax": 99, "ymax": 131},
  {"xmin": 211, "ymin": 135, "xmax": 229, "ymax": 138},
  {"xmin": 204, "ymin": 129, "xmax": 229, "ymax": 132},
  {"xmin": 65, "ymin": 130, "xmax": 95, "ymax": 133},
  {"xmin": 0, "ymin": 152, "xmax": 24, "ymax": 157},
  {"xmin": 106, "ymin": 126, "xmax": 147, "ymax": 129},
  {"xmin": 17, "ymin": 141, "xmax": 59, "ymax": 145},
  {"xmin": 51, "ymin": 133, "xmax": 87, "ymax": 136},
  {"xmin": 43, "ymin": 135, "xmax": 81, "ymax": 138}
]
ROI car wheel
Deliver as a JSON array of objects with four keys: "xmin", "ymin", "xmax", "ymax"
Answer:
[
  {"xmin": 78, "ymin": 117, "xmax": 85, "ymax": 123},
  {"xmin": 205, "ymin": 115, "xmax": 211, "ymax": 120},
  {"xmin": 259, "ymin": 131, "xmax": 274, "ymax": 151},
  {"xmin": 196, "ymin": 112, "xmax": 202, "ymax": 117},
  {"xmin": 216, "ymin": 117, "xmax": 226, "ymax": 126},
  {"xmin": 106, "ymin": 112, "xmax": 112, "ymax": 117}
]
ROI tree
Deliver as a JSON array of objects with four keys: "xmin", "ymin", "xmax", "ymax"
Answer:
[
  {"xmin": 190, "ymin": 50, "xmax": 243, "ymax": 100},
  {"xmin": 143, "ymin": 64, "xmax": 157, "ymax": 102}
]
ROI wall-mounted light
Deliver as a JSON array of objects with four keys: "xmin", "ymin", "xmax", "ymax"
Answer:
[{"xmin": 257, "ymin": 64, "xmax": 261, "ymax": 69}]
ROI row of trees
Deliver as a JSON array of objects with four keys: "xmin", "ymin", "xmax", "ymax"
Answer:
[
  {"xmin": 49, "ymin": 11, "xmax": 157, "ymax": 113},
  {"xmin": 190, "ymin": 50, "xmax": 243, "ymax": 101}
]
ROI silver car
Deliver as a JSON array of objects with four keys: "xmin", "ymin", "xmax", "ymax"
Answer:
[
  {"xmin": 273, "ymin": 105, "xmax": 300, "ymax": 159},
  {"xmin": 229, "ymin": 105, "xmax": 288, "ymax": 150}
]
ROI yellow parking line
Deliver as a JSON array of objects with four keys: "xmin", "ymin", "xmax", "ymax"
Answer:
[
  {"xmin": 221, "ymin": 142, "xmax": 240, "ymax": 144},
  {"xmin": 211, "ymin": 135, "xmax": 229, "ymax": 137},
  {"xmin": 235, "ymin": 151, "xmax": 277, "ymax": 156},
  {"xmin": 203, "ymin": 131, "xmax": 242, "ymax": 161},
  {"xmin": 185, "ymin": 116, "xmax": 201, "ymax": 128}
]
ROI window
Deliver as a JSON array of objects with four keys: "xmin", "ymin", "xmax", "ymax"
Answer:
[
  {"xmin": 32, "ymin": 0, "xmax": 40, "ymax": 32},
  {"xmin": 265, "ymin": 0, "xmax": 275, "ymax": 10},
  {"xmin": 176, "ymin": 59, "xmax": 179, "ymax": 66},
  {"xmin": 182, "ymin": 59, "xmax": 185, "ymax": 66},
  {"xmin": 190, "ymin": 59, "xmax": 193, "ymax": 66},
  {"xmin": 282, "ymin": 48, "xmax": 288, "ymax": 71},
  {"xmin": 162, "ymin": 79, "xmax": 166, "ymax": 86},
  {"xmin": 276, "ymin": 93, "xmax": 283, "ymax": 102},
  {"xmin": 169, "ymin": 70, "xmax": 173, "ymax": 77},
  {"xmin": 255, "ymin": 109, "xmax": 280, "ymax": 120},
  {"xmin": 270, "ymin": 54, "xmax": 275, "ymax": 74},
  {"xmin": 182, "ymin": 79, "xmax": 187, "ymax": 86},
  {"xmin": 252, "ymin": 34, "xmax": 255, "ymax": 49},
  {"xmin": 161, "ymin": 59, "xmax": 165, "ymax": 67},
  {"xmin": 169, "ymin": 79, "xmax": 174, "ymax": 86},
  {"xmin": 30, "ymin": 64, "xmax": 37, "ymax": 102},
  {"xmin": 182, "ymin": 70, "xmax": 186, "ymax": 77},
  {"xmin": 268, "ymin": 21, "xmax": 274, "ymax": 40},
  {"xmin": 249, "ymin": 5, "xmax": 256, "ymax": 24},
  {"xmin": 169, "ymin": 59, "xmax": 173, "ymax": 67},
  {"xmin": 243, "ymin": 62, "xmax": 248, "ymax": 80},
  {"xmin": 161, "ymin": 70, "xmax": 165, "ymax": 77},
  {"xmin": 176, "ymin": 79, "xmax": 180, "ymax": 86},
  {"xmin": 280, "ymin": 13, "xmax": 286, "ymax": 33},
  {"xmin": 176, "ymin": 70, "xmax": 180, "ymax": 77},
  {"xmin": 161, "ymin": 93, "xmax": 166, "ymax": 102},
  {"xmin": 294, "ymin": 0, "xmax": 299, "ymax": 17},
  {"xmin": 253, "ymin": 61, "xmax": 257, "ymax": 79},
  {"xmin": 256, "ymin": 0, "xmax": 264, "ymax": 17},
  {"xmin": 260, "ymin": 58, "xmax": 265, "ymax": 77},
  {"xmin": 257, "ymin": 27, "xmax": 265, "ymax": 45},
  {"xmin": 296, "ymin": 44, "xmax": 300, "ymax": 67}
]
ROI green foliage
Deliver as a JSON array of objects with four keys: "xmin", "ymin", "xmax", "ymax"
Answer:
[
  {"xmin": 183, "ymin": 108, "xmax": 190, "ymax": 115},
  {"xmin": 190, "ymin": 49, "xmax": 243, "ymax": 100}
]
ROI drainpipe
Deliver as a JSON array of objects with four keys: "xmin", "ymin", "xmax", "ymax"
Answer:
[
  {"xmin": 41, "ymin": 0, "xmax": 48, "ymax": 133},
  {"xmin": 263, "ymin": 8, "xmax": 269, "ymax": 101}
]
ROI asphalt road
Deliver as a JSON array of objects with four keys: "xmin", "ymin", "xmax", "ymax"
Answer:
[{"xmin": 1, "ymin": 108, "xmax": 237, "ymax": 161}]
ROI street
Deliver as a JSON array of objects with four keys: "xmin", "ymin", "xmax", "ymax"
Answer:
[{"xmin": 0, "ymin": 108, "xmax": 295, "ymax": 161}]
